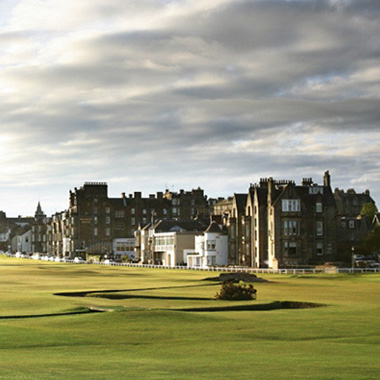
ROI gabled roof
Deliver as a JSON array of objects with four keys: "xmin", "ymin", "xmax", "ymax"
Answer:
[
  {"xmin": 153, "ymin": 219, "xmax": 207, "ymax": 233},
  {"xmin": 234, "ymin": 194, "xmax": 247, "ymax": 214},
  {"xmin": 205, "ymin": 221, "xmax": 223, "ymax": 233},
  {"xmin": 255, "ymin": 186, "xmax": 268, "ymax": 205}
]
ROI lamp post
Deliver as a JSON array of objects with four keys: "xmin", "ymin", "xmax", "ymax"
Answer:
[{"xmin": 351, "ymin": 246, "xmax": 355, "ymax": 271}]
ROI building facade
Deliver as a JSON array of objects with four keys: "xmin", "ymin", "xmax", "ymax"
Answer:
[
  {"xmin": 217, "ymin": 171, "xmax": 338, "ymax": 268},
  {"xmin": 334, "ymin": 187, "xmax": 375, "ymax": 259},
  {"xmin": 45, "ymin": 183, "xmax": 209, "ymax": 259}
]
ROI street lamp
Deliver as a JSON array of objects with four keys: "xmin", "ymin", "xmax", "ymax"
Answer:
[{"xmin": 351, "ymin": 246, "xmax": 355, "ymax": 270}]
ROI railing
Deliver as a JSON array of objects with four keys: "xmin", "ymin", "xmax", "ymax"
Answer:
[{"xmin": 2, "ymin": 253, "xmax": 380, "ymax": 274}]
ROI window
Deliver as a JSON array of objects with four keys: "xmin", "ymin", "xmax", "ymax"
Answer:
[
  {"xmin": 316, "ymin": 221, "xmax": 323, "ymax": 236},
  {"xmin": 207, "ymin": 256, "xmax": 216, "ymax": 266},
  {"xmin": 206, "ymin": 240, "xmax": 216, "ymax": 250},
  {"xmin": 94, "ymin": 206, "xmax": 98, "ymax": 214},
  {"xmin": 115, "ymin": 210, "xmax": 124, "ymax": 218},
  {"xmin": 316, "ymin": 202, "xmax": 323, "ymax": 213},
  {"xmin": 131, "ymin": 218, "xmax": 135, "ymax": 226},
  {"xmin": 131, "ymin": 208, "xmax": 135, "ymax": 215},
  {"xmin": 94, "ymin": 228, "xmax": 98, "ymax": 236},
  {"xmin": 106, "ymin": 207, "xmax": 110, "ymax": 214},
  {"xmin": 349, "ymin": 220, "xmax": 355, "ymax": 229},
  {"xmin": 105, "ymin": 217, "xmax": 110, "ymax": 224},
  {"xmin": 309, "ymin": 187, "xmax": 323, "ymax": 195},
  {"xmin": 172, "ymin": 207, "xmax": 177, "ymax": 215},
  {"xmin": 316, "ymin": 242, "xmax": 323, "ymax": 256},
  {"xmin": 284, "ymin": 242, "xmax": 297, "ymax": 256},
  {"xmin": 282, "ymin": 199, "xmax": 301, "ymax": 212},
  {"xmin": 143, "ymin": 209, "xmax": 147, "ymax": 215},
  {"xmin": 163, "ymin": 208, "xmax": 167, "ymax": 215},
  {"xmin": 142, "ymin": 217, "xmax": 147, "ymax": 224},
  {"xmin": 94, "ymin": 216, "xmax": 98, "ymax": 224},
  {"xmin": 283, "ymin": 220, "xmax": 300, "ymax": 236},
  {"xmin": 105, "ymin": 228, "xmax": 110, "ymax": 236}
]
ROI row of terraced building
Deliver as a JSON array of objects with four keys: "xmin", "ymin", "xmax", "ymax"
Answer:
[{"xmin": 1, "ymin": 171, "xmax": 376, "ymax": 268}]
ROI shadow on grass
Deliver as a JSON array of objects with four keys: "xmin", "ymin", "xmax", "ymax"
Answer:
[
  {"xmin": 0, "ymin": 307, "xmax": 105, "ymax": 319},
  {"xmin": 86, "ymin": 293, "xmax": 214, "ymax": 301},
  {"xmin": 176, "ymin": 301, "xmax": 327, "ymax": 312},
  {"xmin": 54, "ymin": 283, "xmax": 220, "ymax": 298}
]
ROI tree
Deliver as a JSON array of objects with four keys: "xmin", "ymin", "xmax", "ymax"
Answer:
[
  {"xmin": 360, "ymin": 202, "xmax": 378, "ymax": 221},
  {"xmin": 363, "ymin": 225, "xmax": 380, "ymax": 254}
]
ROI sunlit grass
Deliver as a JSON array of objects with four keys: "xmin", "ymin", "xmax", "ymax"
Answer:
[{"xmin": 1, "ymin": 256, "xmax": 380, "ymax": 379}]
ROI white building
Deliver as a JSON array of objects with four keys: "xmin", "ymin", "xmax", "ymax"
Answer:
[
  {"xmin": 188, "ymin": 221, "xmax": 228, "ymax": 268},
  {"xmin": 153, "ymin": 230, "xmax": 202, "ymax": 266},
  {"xmin": 135, "ymin": 219, "xmax": 207, "ymax": 266},
  {"xmin": 11, "ymin": 228, "xmax": 32, "ymax": 254},
  {"xmin": 113, "ymin": 238, "xmax": 135, "ymax": 259}
]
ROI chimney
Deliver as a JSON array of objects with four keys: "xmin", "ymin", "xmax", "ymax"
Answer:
[
  {"xmin": 267, "ymin": 177, "xmax": 274, "ymax": 205},
  {"xmin": 323, "ymin": 170, "xmax": 331, "ymax": 188}
]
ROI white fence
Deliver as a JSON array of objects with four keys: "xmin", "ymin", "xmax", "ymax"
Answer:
[{"xmin": 3, "ymin": 253, "xmax": 380, "ymax": 274}]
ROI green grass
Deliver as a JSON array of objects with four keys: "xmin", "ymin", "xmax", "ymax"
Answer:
[{"xmin": 1, "ymin": 256, "xmax": 380, "ymax": 379}]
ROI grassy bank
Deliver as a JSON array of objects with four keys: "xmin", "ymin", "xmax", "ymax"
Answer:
[{"xmin": 0, "ymin": 256, "xmax": 379, "ymax": 379}]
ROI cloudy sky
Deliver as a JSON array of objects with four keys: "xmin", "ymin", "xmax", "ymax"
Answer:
[{"xmin": 1, "ymin": 0, "xmax": 379, "ymax": 217}]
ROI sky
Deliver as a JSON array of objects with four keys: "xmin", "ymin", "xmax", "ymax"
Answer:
[{"xmin": 1, "ymin": 0, "xmax": 380, "ymax": 217}]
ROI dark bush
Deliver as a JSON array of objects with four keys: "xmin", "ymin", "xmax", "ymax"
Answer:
[{"xmin": 215, "ymin": 281, "xmax": 257, "ymax": 301}]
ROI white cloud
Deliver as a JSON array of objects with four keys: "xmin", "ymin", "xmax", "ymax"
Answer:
[{"xmin": 1, "ymin": 0, "xmax": 380, "ymax": 216}]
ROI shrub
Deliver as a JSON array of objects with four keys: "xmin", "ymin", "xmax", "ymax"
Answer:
[{"xmin": 215, "ymin": 281, "xmax": 257, "ymax": 301}]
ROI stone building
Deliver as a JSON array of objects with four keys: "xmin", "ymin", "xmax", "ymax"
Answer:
[
  {"xmin": 213, "ymin": 195, "xmax": 247, "ymax": 265},
  {"xmin": 163, "ymin": 187, "xmax": 210, "ymax": 219},
  {"xmin": 266, "ymin": 172, "xmax": 337, "ymax": 269},
  {"xmin": 46, "ymin": 182, "xmax": 210, "ymax": 259},
  {"xmin": 31, "ymin": 202, "xmax": 48, "ymax": 254},
  {"xmin": 217, "ymin": 171, "xmax": 338, "ymax": 268},
  {"xmin": 334, "ymin": 187, "xmax": 376, "ymax": 258}
]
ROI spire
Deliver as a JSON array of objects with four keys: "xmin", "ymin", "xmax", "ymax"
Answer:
[{"xmin": 35, "ymin": 201, "xmax": 46, "ymax": 221}]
